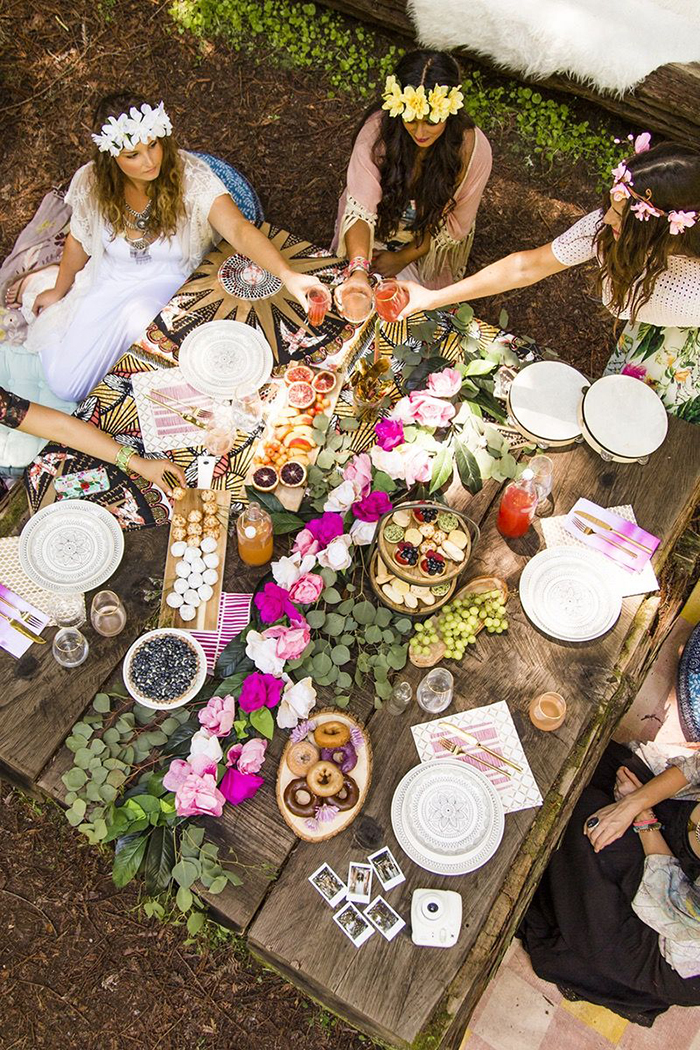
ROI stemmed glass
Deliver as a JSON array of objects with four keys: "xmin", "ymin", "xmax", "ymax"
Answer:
[{"xmin": 528, "ymin": 455, "xmax": 554, "ymax": 517}]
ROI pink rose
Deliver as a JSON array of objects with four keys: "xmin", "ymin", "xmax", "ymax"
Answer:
[
  {"xmin": 292, "ymin": 528, "xmax": 320, "ymax": 557},
  {"xmin": 198, "ymin": 694, "xmax": 236, "ymax": 737},
  {"xmin": 219, "ymin": 767, "xmax": 265, "ymax": 806},
  {"xmin": 162, "ymin": 758, "xmax": 191, "ymax": 792},
  {"xmin": 227, "ymin": 737, "xmax": 268, "ymax": 774},
  {"xmin": 263, "ymin": 618, "xmax": 311, "ymax": 660},
  {"xmin": 238, "ymin": 671, "xmax": 283, "ymax": 713},
  {"xmin": 352, "ymin": 490, "xmax": 393, "ymax": 522},
  {"xmin": 401, "ymin": 446, "xmax": 433, "ymax": 487},
  {"xmin": 254, "ymin": 581, "xmax": 300, "ymax": 624},
  {"xmin": 342, "ymin": 453, "xmax": 372, "ymax": 498},
  {"xmin": 406, "ymin": 392, "xmax": 456, "ymax": 428},
  {"xmin": 174, "ymin": 771, "xmax": 225, "ymax": 818},
  {"xmin": 306, "ymin": 512, "xmax": 345, "ymax": 549},
  {"xmin": 427, "ymin": 367, "xmax": 462, "ymax": 398},
  {"xmin": 288, "ymin": 572, "xmax": 325, "ymax": 604},
  {"xmin": 374, "ymin": 418, "xmax": 404, "ymax": 451}
]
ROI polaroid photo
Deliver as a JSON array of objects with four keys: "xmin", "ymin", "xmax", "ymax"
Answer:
[
  {"xmin": 308, "ymin": 863, "xmax": 347, "ymax": 908},
  {"xmin": 365, "ymin": 895, "xmax": 406, "ymax": 942},
  {"xmin": 333, "ymin": 902, "xmax": 376, "ymax": 947},
  {"xmin": 368, "ymin": 846, "xmax": 406, "ymax": 891},
  {"xmin": 347, "ymin": 861, "xmax": 373, "ymax": 904}
]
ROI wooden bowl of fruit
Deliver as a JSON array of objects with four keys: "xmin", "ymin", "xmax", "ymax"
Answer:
[
  {"xmin": 408, "ymin": 576, "xmax": 509, "ymax": 667},
  {"xmin": 369, "ymin": 550, "xmax": 456, "ymax": 616},
  {"xmin": 376, "ymin": 501, "xmax": 478, "ymax": 587}
]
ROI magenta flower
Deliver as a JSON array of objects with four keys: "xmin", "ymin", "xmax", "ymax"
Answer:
[
  {"xmin": 374, "ymin": 417, "xmax": 405, "ymax": 451},
  {"xmin": 254, "ymin": 581, "xmax": 300, "ymax": 624},
  {"xmin": 263, "ymin": 618, "xmax": 311, "ymax": 660},
  {"xmin": 352, "ymin": 490, "xmax": 393, "ymax": 522},
  {"xmin": 238, "ymin": 671, "xmax": 284, "ymax": 713},
  {"xmin": 198, "ymin": 693, "xmax": 236, "ymax": 737},
  {"xmin": 219, "ymin": 767, "xmax": 265, "ymax": 806},
  {"xmin": 306, "ymin": 512, "xmax": 345, "ymax": 549},
  {"xmin": 621, "ymin": 362, "xmax": 647, "ymax": 381},
  {"xmin": 288, "ymin": 572, "xmax": 325, "ymax": 604},
  {"xmin": 227, "ymin": 737, "xmax": 267, "ymax": 774},
  {"xmin": 174, "ymin": 771, "xmax": 225, "ymax": 818}
]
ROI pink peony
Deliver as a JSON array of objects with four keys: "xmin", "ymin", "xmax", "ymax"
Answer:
[
  {"xmin": 238, "ymin": 671, "xmax": 284, "ymax": 713},
  {"xmin": 174, "ymin": 771, "xmax": 225, "ymax": 818},
  {"xmin": 374, "ymin": 417, "xmax": 404, "ymax": 451},
  {"xmin": 162, "ymin": 758, "xmax": 192, "ymax": 792},
  {"xmin": 371, "ymin": 444, "xmax": 432, "ymax": 487},
  {"xmin": 288, "ymin": 572, "xmax": 325, "ymax": 604},
  {"xmin": 254, "ymin": 581, "xmax": 299, "ymax": 624},
  {"xmin": 198, "ymin": 694, "xmax": 236, "ymax": 737},
  {"xmin": 352, "ymin": 490, "xmax": 393, "ymax": 522},
  {"xmin": 406, "ymin": 392, "xmax": 456, "ymax": 428},
  {"xmin": 227, "ymin": 737, "xmax": 267, "ymax": 774},
  {"xmin": 292, "ymin": 528, "xmax": 320, "ymax": 557},
  {"xmin": 306, "ymin": 512, "xmax": 345, "ymax": 549},
  {"xmin": 219, "ymin": 767, "xmax": 264, "ymax": 806},
  {"xmin": 342, "ymin": 452, "xmax": 373, "ymax": 498},
  {"xmin": 427, "ymin": 367, "xmax": 462, "ymax": 398},
  {"xmin": 263, "ymin": 618, "xmax": 311, "ymax": 660}
]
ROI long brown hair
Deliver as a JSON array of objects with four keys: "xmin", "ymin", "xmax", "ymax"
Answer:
[
  {"xmin": 595, "ymin": 142, "xmax": 700, "ymax": 321},
  {"xmin": 91, "ymin": 92, "xmax": 185, "ymax": 238},
  {"xmin": 355, "ymin": 50, "xmax": 475, "ymax": 244}
]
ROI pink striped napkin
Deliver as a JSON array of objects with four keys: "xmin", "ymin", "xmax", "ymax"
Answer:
[{"xmin": 191, "ymin": 592, "xmax": 252, "ymax": 673}]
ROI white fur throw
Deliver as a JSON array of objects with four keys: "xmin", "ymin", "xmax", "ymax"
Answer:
[{"xmin": 407, "ymin": 0, "xmax": 700, "ymax": 94}]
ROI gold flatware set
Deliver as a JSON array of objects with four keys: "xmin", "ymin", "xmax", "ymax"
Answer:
[{"xmin": 571, "ymin": 510, "xmax": 654, "ymax": 560}]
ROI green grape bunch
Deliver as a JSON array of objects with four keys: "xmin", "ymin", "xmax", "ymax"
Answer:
[{"xmin": 409, "ymin": 589, "xmax": 509, "ymax": 661}]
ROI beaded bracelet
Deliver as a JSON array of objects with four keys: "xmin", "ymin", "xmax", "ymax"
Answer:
[
  {"xmin": 633, "ymin": 820, "xmax": 663, "ymax": 833},
  {"xmin": 115, "ymin": 444, "xmax": 137, "ymax": 473},
  {"xmin": 346, "ymin": 255, "xmax": 371, "ymax": 276}
]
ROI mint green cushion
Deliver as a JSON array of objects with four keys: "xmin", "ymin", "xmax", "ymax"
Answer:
[{"xmin": 0, "ymin": 343, "xmax": 76, "ymax": 473}]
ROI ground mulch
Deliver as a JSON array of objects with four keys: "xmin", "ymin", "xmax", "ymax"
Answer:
[{"xmin": 0, "ymin": 2, "xmax": 631, "ymax": 1047}]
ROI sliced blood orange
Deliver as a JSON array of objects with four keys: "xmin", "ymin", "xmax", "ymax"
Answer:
[
  {"xmin": 287, "ymin": 381, "xmax": 315, "ymax": 409},
  {"xmin": 311, "ymin": 370, "xmax": 336, "ymax": 394},
  {"xmin": 280, "ymin": 461, "xmax": 308, "ymax": 488},
  {"xmin": 284, "ymin": 364, "xmax": 313, "ymax": 386},
  {"xmin": 252, "ymin": 467, "xmax": 279, "ymax": 492}
]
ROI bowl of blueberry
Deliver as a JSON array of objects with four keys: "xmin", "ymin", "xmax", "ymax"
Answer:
[{"xmin": 123, "ymin": 628, "xmax": 207, "ymax": 710}]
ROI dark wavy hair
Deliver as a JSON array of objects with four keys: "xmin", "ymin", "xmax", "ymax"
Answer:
[
  {"xmin": 91, "ymin": 92, "xmax": 185, "ymax": 238},
  {"xmin": 594, "ymin": 142, "xmax": 700, "ymax": 321},
  {"xmin": 356, "ymin": 50, "xmax": 475, "ymax": 243}
]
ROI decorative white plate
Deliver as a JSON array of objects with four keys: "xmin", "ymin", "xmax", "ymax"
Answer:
[
  {"xmin": 123, "ymin": 628, "xmax": 207, "ymax": 710},
  {"xmin": 19, "ymin": 500, "xmax": 124, "ymax": 595},
  {"xmin": 218, "ymin": 255, "xmax": 283, "ymax": 301},
  {"xmin": 508, "ymin": 361, "xmax": 588, "ymax": 444},
  {"xmin": 178, "ymin": 320, "xmax": 274, "ymax": 399},
  {"xmin": 391, "ymin": 759, "xmax": 505, "ymax": 875},
  {"xmin": 519, "ymin": 547, "xmax": 622, "ymax": 642}
]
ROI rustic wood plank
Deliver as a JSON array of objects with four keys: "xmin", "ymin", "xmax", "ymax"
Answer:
[{"xmin": 249, "ymin": 413, "xmax": 700, "ymax": 1048}]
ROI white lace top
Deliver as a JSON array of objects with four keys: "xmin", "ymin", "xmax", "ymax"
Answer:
[{"xmin": 551, "ymin": 209, "xmax": 700, "ymax": 328}]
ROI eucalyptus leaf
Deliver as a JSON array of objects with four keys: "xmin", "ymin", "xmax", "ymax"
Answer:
[
  {"xmin": 72, "ymin": 722, "xmax": 93, "ymax": 740},
  {"xmin": 394, "ymin": 617, "xmax": 413, "ymax": 634},
  {"xmin": 339, "ymin": 416, "xmax": 359, "ymax": 431},
  {"xmin": 313, "ymin": 414, "xmax": 330, "ymax": 433},
  {"xmin": 103, "ymin": 728, "xmax": 120, "ymax": 746},
  {"xmin": 331, "ymin": 644, "xmax": 351, "ymax": 665},
  {"xmin": 323, "ymin": 613, "xmax": 346, "ymax": 635},
  {"xmin": 106, "ymin": 769, "xmax": 127, "ymax": 789},
  {"xmin": 67, "ymin": 804, "xmax": 86, "ymax": 827},
  {"xmin": 160, "ymin": 717, "xmax": 180, "ymax": 735},
  {"xmin": 375, "ymin": 680, "xmax": 392, "ymax": 699},
  {"xmin": 371, "ymin": 470, "xmax": 397, "ymax": 493},
  {"xmin": 74, "ymin": 747, "xmax": 94, "ymax": 769},
  {"xmin": 374, "ymin": 607, "xmax": 393, "ymax": 628},
  {"xmin": 133, "ymin": 704, "xmax": 154, "ymax": 726},
  {"xmin": 187, "ymin": 911, "xmax": 205, "ymax": 936},
  {"xmin": 313, "ymin": 653, "xmax": 333, "ymax": 676},
  {"xmin": 306, "ymin": 610, "xmax": 326, "ymax": 629},
  {"xmin": 337, "ymin": 599, "xmax": 355, "ymax": 615},
  {"xmin": 100, "ymin": 784, "xmax": 119, "ymax": 804},
  {"xmin": 353, "ymin": 601, "xmax": 375, "ymax": 625},
  {"xmin": 335, "ymin": 695, "xmax": 350, "ymax": 708},
  {"xmin": 86, "ymin": 783, "xmax": 103, "ymax": 802},
  {"xmin": 65, "ymin": 735, "xmax": 83, "ymax": 753},
  {"xmin": 319, "ymin": 568, "xmax": 337, "ymax": 587},
  {"xmin": 336, "ymin": 671, "xmax": 353, "ymax": 689},
  {"xmin": 93, "ymin": 818, "xmax": 108, "ymax": 841},
  {"xmin": 365, "ymin": 625, "xmax": 382, "ymax": 644},
  {"xmin": 62, "ymin": 768, "xmax": 87, "ymax": 791},
  {"xmin": 208, "ymin": 875, "xmax": 228, "ymax": 895},
  {"xmin": 177, "ymin": 885, "xmax": 194, "ymax": 912},
  {"xmin": 65, "ymin": 791, "xmax": 77, "ymax": 806},
  {"xmin": 89, "ymin": 738, "xmax": 107, "ymax": 754},
  {"xmin": 323, "ymin": 587, "xmax": 341, "ymax": 604},
  {"xmin": 340, "ymin": 634, "xmax": 355, "ymax": 647},
  {"xmin": 92, "ymin": 766, "xmax": 109, "ymax": 785},
  {"xmin": 92, "ymin": 693, "xmax": 111, "ymax": 714},
  {"xmin": 172, "ymin": 858, "xmax": 201, "ymax": 889}
]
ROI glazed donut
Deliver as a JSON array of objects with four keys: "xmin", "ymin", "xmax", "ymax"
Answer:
[
  {"xmin": 320, "ymin": 742, "xmax": 357, "ymax": 773},
  {"xmin": 283, "ymin": 778, "xmax": 317, "ymax": 818},
  {"xmin": 329, "ymin": 775, "xmax": 360, "ymax": 812},
  {"xmin": 286, "ymin": 740, "xmax": 320, "ymax": 777},
  {"xmin": 313, "ymin": 720, "xmax": 351, "ymax": 749},
  {"xmin": 306, "ymin": 760, "xmax": 344, "ymax": 798}
]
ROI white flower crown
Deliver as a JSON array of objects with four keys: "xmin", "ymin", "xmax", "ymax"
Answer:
[{"xmin": 91, "ymin": 101, "xmax": 173, "ymax": 158}]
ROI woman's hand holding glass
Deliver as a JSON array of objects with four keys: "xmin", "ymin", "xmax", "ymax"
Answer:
[
  {"xmin": 396, "ymin": 279, "xmax": 440, "ymax": 320},
  {"xmin": 283, "ymin": 270, "xmax": 327, "ymax": 310}
]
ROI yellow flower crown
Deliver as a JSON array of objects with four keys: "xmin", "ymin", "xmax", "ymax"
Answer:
[{"xmin": 381, "ymin": 75, "xmax": 464, "ymax": 124}]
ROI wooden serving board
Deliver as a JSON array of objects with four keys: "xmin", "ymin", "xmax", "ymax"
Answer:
[
  {"xmin": 409, "ymin": 575, "xmax": 509, "ymax": 667},
  {"xmin": 244, "ymin": 367, "xmax": 347, "ymax": 512},
  {"xmin": 158, "ymin": 488, "xmax": 231, "ymax": 632}
]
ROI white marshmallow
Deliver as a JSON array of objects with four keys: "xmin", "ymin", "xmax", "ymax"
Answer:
[
  {"xmin": 184, "ymin": 589, "xmax": 201, "ymax": 607},
  {"xmin": 183, "ymin": 547, "xmax": 200, "ymax": 564},
  {"xmin": 198, "ymin": 583, "xmax": 213, "ymax": 602},
  {"xmin": 175, "ymin": 560, "xmax": 190, "ymax": 578},
  {"xmin": 190, "ymin": 557, "xmax": 206, "ymax": 575},
  {"xmin": 170, "ymin": 540, "xmax": 187, "ymax": 558},
  {"xmin": 200, "ymin": 536, "xmax": 218, "ymax": 554},
  {"xmin": 187, "ymin": 572, "xmax": 204, "ymax": 589},
  {"xmin": 202, "ymin": 568, "xmax": 218, "ymax": 586},
  {"xmin": 173, "ymin": 577, "xmax": 189, "ymax": 594},
  {"xmin": 166, "ymin": 592, "xmax": 184, "ymax": 608},
  {"xmin": 179, "ymin": 604, "xmax": 196, "ymax": 621},
  {"xmin": 203, "ymin": 552, "xmax": 220, "ymax": 569}
]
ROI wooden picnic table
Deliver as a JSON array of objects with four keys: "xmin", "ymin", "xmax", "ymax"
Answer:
[{"xmin": 1, "ymin": 242, "xmax": 699, "ymax": 1047}]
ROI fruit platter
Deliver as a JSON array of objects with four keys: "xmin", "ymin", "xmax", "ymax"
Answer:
[
  {"xmin": 408, "ymin": 576, "xmax": 509, "ymax": 667},
  {"xmin": 246, "ymin": 363, "xmax": 344, "ymax": 511},
  {"xmin": 276, "ymin": 709, "xmax": 372, "ymax": 842}
]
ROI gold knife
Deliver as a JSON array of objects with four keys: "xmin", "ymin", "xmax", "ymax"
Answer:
[
  {"xmin": 143, "ymin": 393, "xmax": 208, "ymax": 431},
  {"xmin": 439, "ymin": 721, "xmax": 523, "ymax": 772},
  {"xmin": 0, "ymin": 608, "xmax": 46, "ymax": 644},
  {"xmin": 576, "ymin": 511, "xmax": 654, "ymax": 554}
]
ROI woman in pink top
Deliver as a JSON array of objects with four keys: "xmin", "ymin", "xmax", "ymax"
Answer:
[{"xmin": 332, "ymin": 50, "xmax": 492, "ymax": 297}]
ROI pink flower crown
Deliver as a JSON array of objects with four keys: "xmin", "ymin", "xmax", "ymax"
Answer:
[{"xmin": 610, "ymin": 132, "xmax": 697, "ymax": 235}]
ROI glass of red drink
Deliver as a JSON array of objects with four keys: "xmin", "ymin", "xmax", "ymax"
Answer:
[
  {"xmin": 375, "ymin": 279, "xmax": 409, "ymax": 322},
  {"xmin": 306, "ymin": 285, "xmax": 332, "ymax": 327},
  {"xmin": 334, "ymin": 281, "xmax": 375, "ymax": 324},
  {"xmin": 496, "ymin": 469, "xmax": 538, "ymax": 538}
]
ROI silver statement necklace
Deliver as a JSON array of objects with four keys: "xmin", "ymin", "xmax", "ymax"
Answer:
[{"xmin": 124, "ymin": 200, "xmax": 153, "ymax": 264}]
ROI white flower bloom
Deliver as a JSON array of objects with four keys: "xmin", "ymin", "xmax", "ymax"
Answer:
[
  {"xmin": 245, "ymin": 630, "xmax": 286, "ymax": 676},
  {"xmin": 271, "ymin": 551, "xmax": 316, "ymax": 589},
  {"xmin": 316, "ymin": 534, "xmax": 353, "ymax": 571},
  {"xmin": 323, "ymin": 479, "xmax": 360, "ymax": 514},
  {"xmin": 276, "ymin": 676, "xmax": 318, "ymax": 729},
  {"xmin": 350, "ymin": 519, "xmax": 377, "ymax": 546},
  {"xmin": 188, "ymin": 728, "xmax": 223, "ymax": 765}
]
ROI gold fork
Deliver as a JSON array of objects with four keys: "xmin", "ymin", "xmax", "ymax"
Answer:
[
  {"xmin": 437, "ymin": 737, "xmax": 512, "ymax": 778},
  {"xmin": 143, "ymin": 393, "xmax": 208, "ymax": 430},
  {"xmin": 0, "ymin": 593, "xmax": 43, "ymax": 630},
  {"xmin": 439, "ymin": 721, "xmax": 523, "ymax": 772},
  {"xmin": 571, "ymin": 516, "xmax": 638, "ymax": 558}
]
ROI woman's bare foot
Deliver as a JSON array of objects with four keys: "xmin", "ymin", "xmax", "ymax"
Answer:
[{"xmin": 4, "ymin": 274, "xmax": 31, "ymax": 308}]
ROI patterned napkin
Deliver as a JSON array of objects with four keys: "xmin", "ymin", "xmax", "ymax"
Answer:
[
  {"xmin": 0, "ymin": 582, "xmax": 50, "ymax": 658},
  {"xmin": 411, "ymin": 701, "xmax": 543, "ymax": 813},
  {"xmin": 542, "ymin": 503, "xmax": 658, "ymax": 598},
  {"xmin": 190, "ymin": 591, "xmax": 252, "ymax": 673},
  {"xmin": 0, "ymin": 536, "xmax": 85, "ymax": 626},
  {"xmin": 131, "ymin": 368, "xmax": 215, "ymax": 453}
]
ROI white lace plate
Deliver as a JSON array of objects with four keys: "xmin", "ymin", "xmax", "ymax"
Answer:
[
  {"xmin": 178, "ymin": 320, "xmax": 274, "ymax": 399},
  {"xmin": 391, "ymin": 759, "xmax": 505, "ymax": 875},
  {"xmin": 519, "ymin": 547, "xmax": 622, "ymax": 642},
  {"xmin": 19, "ymin": 500, "xmax": 125, "ymax": 595}
]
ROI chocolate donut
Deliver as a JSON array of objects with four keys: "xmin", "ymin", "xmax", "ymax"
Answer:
[
  {"xmin": 283, "ymin": 778, "xmax": 317, "ymax": 818},
  {"xmin": 306, "ymin": 760, "xmax": 345, "ymax": 798},
  {"xmin": 313, "ymin": 720, "xmax": 351, "ymax": 748},
  {"xmin": 329, "ymin": 775, "xmax": 360, "ymax": 812},
  {"xmin": 320, "ymin": 742, "xmax": 357, "ymax": 773},
  {"xmin": 286, "ymin": 740, "xmax": 320, "ymax": 777}
]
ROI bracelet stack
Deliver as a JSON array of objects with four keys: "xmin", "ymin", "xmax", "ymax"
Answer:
[
  {"xmin": 346, "ymin": 255, "xmax": 371, "ymax": 277},
  {"xmin": 115, "ymin": 444, "xmax": 137, "ymax": 473},
  {"xmin": 632, "ymin": 817, "xmax": 663, "ymax": 833}
]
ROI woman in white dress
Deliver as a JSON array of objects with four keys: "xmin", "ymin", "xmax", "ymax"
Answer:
[
  {"xmin": 29, "ymin": 93, "xmax": 324, "ymax": 402},
  {"xmin": 399, "ymin": 138, "xmax": 700, "ymax": 423}
]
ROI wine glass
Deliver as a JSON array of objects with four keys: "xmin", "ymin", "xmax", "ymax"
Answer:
[
  {"xmin": 334, "ymin": 281, "xmax": 375, "ymax": 324},
  {"xmin": 416, "ymin": 668, "xmax": 454, "ymax": 714},
  {"xmin": 528, "ymin": 454, "xmax": 554, "ymax": 516},
  {"xmin": 90, "ymin": 590, "xmax": 127, "ymax": 637},
  {"xmin": 234, "ymin": 382, "xmax": 263, "ymax": 430},
  {"xmin": 375, "ymin": 280, "xmax": 409, "ymax": 322}
]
